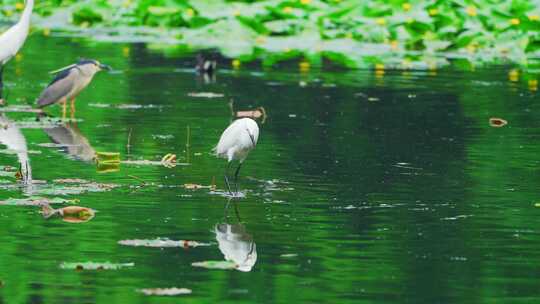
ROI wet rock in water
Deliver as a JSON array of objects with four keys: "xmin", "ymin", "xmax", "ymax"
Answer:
[
  {"xmin": 60, "ymin": 262, "xmax": 134, "ymax": 270},
  {"xmin": 137, "ymin": 287, "xmax": 192, "ymax": 296}
]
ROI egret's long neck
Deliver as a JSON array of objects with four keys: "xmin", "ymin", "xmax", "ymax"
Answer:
[{"xmin": 20, "ymin": 0, "xmax": 34, "ymax": 25}]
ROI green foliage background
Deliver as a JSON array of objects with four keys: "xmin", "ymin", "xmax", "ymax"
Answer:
[{"xmin": 2, "ymin": 0, "xmax": 540, "ymax": 68}]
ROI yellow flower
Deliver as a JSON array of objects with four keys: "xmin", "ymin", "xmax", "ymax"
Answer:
[
  {"xmin": 345, "ymin": 32, "xmax": 353, "ymax": 39},
  {"xmin": 15, "ymin": 2, "xmax": 24, "ymax": 10},
  {"xmin": 232, "ymin": 59, "xmax": 241, "ymax": 69},
  {"xmin": 122, "ymin": 46, "xmax": 130, "ymax": 58},
  {"xmin": 406, "ymin": 17, "xmax": 415, "ymax": 24},
  {"xmin": 300, "ymin": 0, "xmax": 311, "ymax": 4},
  {"xmin": 375, "ymin": 63, "xmax": 385, "ymax": 70},
  {"xmin": 299, "ymin": 61, "xmax": 310, "ymax": 72},
  {"xmin": 282, "ymin": 6, "xmax": 293, "ymax": 14},
  {"xmin": 508, "ymin": 69, "xmax": 519, "ymax": 82},
  {"xmin": 15, "ymin": 54, "xmax": 23, "ymax": 62},
  {"xmin": 186, "ymin": 8, "xmax": 195, "ymax": 17},
  {"xmin": 466, "ymin": 6, "xmax": 477, "ymax": 17},
  {"xmin": 402, "ymin": 3, "xmax": 411, "ymax": 11},
  {"xmin": 510, "ymin": 18, "xmax": 520, "ymax": 25},
  {"xmin": 428, "ymin": 8, "xmax": 438, "ymax": 16},
  {"xmin": 42, "ymin": 28, "xmax": 51, "ymax": 37},
  {"xmin": 528, "ymin": 14, "xmax": 540, "ymax": 21},
  {"xmin": 529, "ymin": 79, "xmax": 538, "ymax": 91},
  {"xmin": 376, "ymin": 18, "xmax": 386, "ymax": 25}
]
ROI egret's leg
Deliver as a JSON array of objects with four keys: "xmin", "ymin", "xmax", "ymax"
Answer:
[
  {"xmin": 61, "ymin": 100, "xmax": 67, "ymax": 120},
  {"xmin": 70, "ymin": 98, "xmax": 76, "ymax": 119},
  {"xmin": 224, "ymin": 162, "xmax": 233, "ymax": 195},
  {"xmin": 233, "ymin": 163, "xmax": 242, "ymax": 195}
]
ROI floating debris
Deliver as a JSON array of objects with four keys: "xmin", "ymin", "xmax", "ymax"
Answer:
[
  {"xmin": 161, "ymin": 153, "xmax": 177, "ymax": 168},
  {"xmin": 60, "ymin": 262, "xmax": 134, "ymax": 270},
  {"xmin": 152, "ymin": 134, "xmax": 174, "ymax": 140},
  {"xmin": 191, "ymin": 260, "xmax": 237, "ymax": 270},
  {"xmin": 88, "ymin": 103, "xmax": 166, "ymax": 110},
  {"xmin": 188, "ymin": 92, "xmax": 225, "ymax": 98},
  {"xmin": 118, "ymin": 238, "xmax": 211, "ymax": 248},
  {"xmin": 183, "ymin": 183, "xmax": 215, "ymax": 190},
  {"xmin": 489, "ymin": 117, "xmax": 508, "ymax": 127},
  {"xmin": 137, "ymin": 288, "xmax": 192, "ymax": 296},
  {"xmin": 37, "ymin": 181, "xmax": 118, "ymax": 196},
  {"xmin": 42, "ymin": 204, "xmax": 96, "ymax": 223},
  {"xmin": 122, "ymin": 159, "xmax": 189, "ymax": 167}
]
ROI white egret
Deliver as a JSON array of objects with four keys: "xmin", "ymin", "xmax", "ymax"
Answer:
[
  {"xmin": 0, "ymin": 0, "xmax": 34, "ymax": 102},
  {"xmin": 214, "ymin": 118, "xmax": 259, "ymax": 195}
]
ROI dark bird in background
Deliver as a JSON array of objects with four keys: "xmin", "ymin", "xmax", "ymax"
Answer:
[
  {"xmin": 36, "ymin": 59, "xmax": 111, "ymax": 119},
  {"xmin": 196, "ymin": 54, "xmax": 217, "ymax": 75}
]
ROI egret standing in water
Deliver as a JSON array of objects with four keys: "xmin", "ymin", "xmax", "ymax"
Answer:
[
  {"xmin": 214, "ymin": 118, "xmax": 259, "ymax": 196},
  {"xmin": 36, "ymin": 59, "xmax": 111, "ymax": 119},
  {"xmin": 0, "ymin": 0, "xmax": 34, "ymax": 103}
]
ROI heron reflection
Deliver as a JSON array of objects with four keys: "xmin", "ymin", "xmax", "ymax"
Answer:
[
  {"xmin": 214, "ymin": 200, "xmax": 257, "ymax": 272},
  {"xmin": 41, "ymin": 117, "xmax": 96, "ymax": 162},
  {"xmin": 0, "ymin": 114, "xmax": 31, "ymax": 184}
]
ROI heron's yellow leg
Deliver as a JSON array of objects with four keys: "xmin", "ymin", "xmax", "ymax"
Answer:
[
  {"xmin": 62, "ymin": 100, "xmax": 67, "ymax": 120},
  {"xmin": 70, "ymin": 98, "xmax": 76, "ymax": 120}
]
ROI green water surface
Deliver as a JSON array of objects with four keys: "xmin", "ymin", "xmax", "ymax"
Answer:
[{"xmin": 0, "ymin": 35, "xmax": 540, "ymax": 304}]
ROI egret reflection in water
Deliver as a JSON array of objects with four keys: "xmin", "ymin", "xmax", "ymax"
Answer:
[
  {"xmin": 0, "ymin": 114, "xmax": 32, "ymax": 183},
  {"xmin": 41, "ymin": 118, "xmax": 96, "ymax": 162},
  {"xmin": 215, "ymin": 200, "xmax": 257, "ymax": 272}
]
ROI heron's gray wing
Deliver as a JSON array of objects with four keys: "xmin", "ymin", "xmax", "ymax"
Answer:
[{"xmin": 37, "ymin": 68, "xmax": 77, "ymax": 107}]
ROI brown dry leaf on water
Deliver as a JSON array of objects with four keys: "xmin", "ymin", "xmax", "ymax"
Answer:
[
  {"xmin": 137, "ymin": 288, "xmax": 192, "ymax": 296},
  {"xmin": 96, "ymin": 152, "xmax": 121, "ymax": 164},
  {"xmin": 42, "ymin": 205, "xmax": 96, "ymax": 223},
  {"xmin": 489, "ymin": 117, "xmax": 508, "ymax": 127},
  {"xmin": 60, "ymin": 262, "xmax": 134, "ymax": 270},
  {"xmin": 118, "ymin": 238, "xmax": 210, "ymax": 248}
]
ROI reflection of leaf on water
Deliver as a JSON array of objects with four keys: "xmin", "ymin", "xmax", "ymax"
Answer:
[
  {"xmin": 88, "ymin": 103, "xmax": 168, "ymax": 110},
  {"xmin": 191, "ymin": 260, "xmax": 237, "ymax": 270},
  {"xmin": 137, "ymin": 287, "xmax": 192, "ymax": 296},
  {"xmin": 0, "ymin": 197, "xmax": 77, "ymax": 206},
  {"xmin": 60, "ymin": 262, "xmax": 134, "ymax": 270},
  {"xmin": 118, "ymin": 238, "xmax": 211, "ymax": 248}
]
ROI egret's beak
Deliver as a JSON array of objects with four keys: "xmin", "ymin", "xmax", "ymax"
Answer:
[{"xmin": 99, "ymin": 64, "xmax": 112, "ymax": 71}]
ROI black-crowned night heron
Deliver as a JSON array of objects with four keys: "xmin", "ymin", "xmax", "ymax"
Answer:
[
  {"xmin": 0, "ymin": 0, "xmax": 34, "ymax": 103},
  {"xmin": 36, "ymin": 59, "xmax": 111, "ymax": 119},
  {"xmin": 213, "ymin": 118, "xmax": 259, "ymax": 196}
]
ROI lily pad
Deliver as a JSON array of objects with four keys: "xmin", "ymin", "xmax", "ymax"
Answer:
[
  {"xmin": 188, "ymin": 92, "xmax": 225, "ymax": 98},
  {"xmin": 137, "ymin": 287, "xmax": 192, "ymax": 296},
  {"xmin": 60, "ymin": 262, "xmax": 134, "ymax": 270}
]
